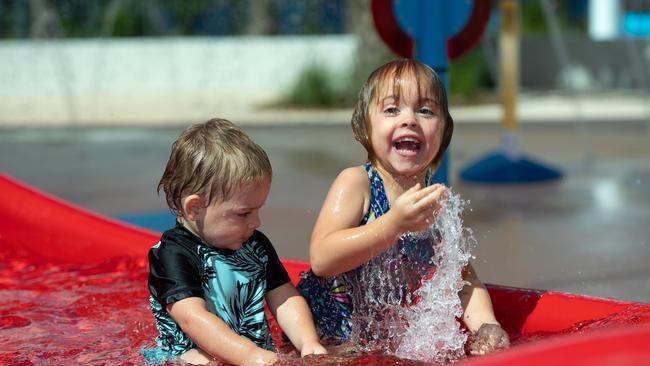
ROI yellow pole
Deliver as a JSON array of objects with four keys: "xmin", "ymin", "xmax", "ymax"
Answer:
[{"xmin": 500, "ymin": 0, "xmax": 519, "ymax": 131}]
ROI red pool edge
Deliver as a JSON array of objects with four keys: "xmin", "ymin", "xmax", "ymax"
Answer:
[{"xmin": 2, "ymin": 173, "xmax": 650, "ymax": 365}]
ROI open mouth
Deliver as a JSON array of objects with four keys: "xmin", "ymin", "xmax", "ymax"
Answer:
[{"xmin": 393, "ymin": 137, "xmax": 422, "ymax": 153}]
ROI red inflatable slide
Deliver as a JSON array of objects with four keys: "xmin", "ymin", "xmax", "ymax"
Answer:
[{"xmin": 1, "ymin": 173, "xmax": 649, "ymax": 365}]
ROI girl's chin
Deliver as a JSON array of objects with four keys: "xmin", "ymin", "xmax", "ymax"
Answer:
[
  {"xmin": 375, "ymin": 158, "xmax": 429, "ymax": 177},
  {"xmin": 389, "ymin": 161, "xmax": 427, "ymax": 174}
]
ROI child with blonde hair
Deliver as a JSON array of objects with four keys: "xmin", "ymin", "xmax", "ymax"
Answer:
[
  {"xmin": 297, "ymin": 59, "xmax": 509, "ymax": 356},
  {"xmin": 146, "ymin": 118, "xmax": 326, "ymax": 365}
]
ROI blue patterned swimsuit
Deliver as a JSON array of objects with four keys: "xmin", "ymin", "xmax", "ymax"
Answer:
[{"xmin": 297, "ymin": 163, "xmax": 437, "ymax": 343}]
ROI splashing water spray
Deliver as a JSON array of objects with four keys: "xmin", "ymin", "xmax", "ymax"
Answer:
[
  {"xmin": 395, "ymin": 191, "xmax": 475, "ymax": 363},
  {"xmin": 346, "ymin": 190, "xmax": 475, "ymax": 363}
]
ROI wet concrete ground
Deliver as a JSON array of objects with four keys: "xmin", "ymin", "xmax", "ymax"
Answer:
[{"xmin": 1, "ymin": 120, "xmax": 649, "ymax": 302}]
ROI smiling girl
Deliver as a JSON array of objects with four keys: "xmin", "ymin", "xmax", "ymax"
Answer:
[{"xmin": 297, "ymin": 59, "xmax": 509, "ymax": 356}]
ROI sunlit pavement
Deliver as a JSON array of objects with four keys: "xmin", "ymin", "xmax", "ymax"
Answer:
[{"xmin": 1, "ymin": 117, "xmax": 648, "ymax": 303}]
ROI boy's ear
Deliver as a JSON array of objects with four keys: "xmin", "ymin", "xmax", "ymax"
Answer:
[{"xmin": 181, "ymin": 194, "xmax": 203, "ymax": 220}]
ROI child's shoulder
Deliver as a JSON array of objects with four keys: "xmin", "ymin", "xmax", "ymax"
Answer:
[
  {"xmin": 335, "ymin": 165, "xmax": 370, "ymax": 186},
  {"xmin": 327, "ymin": 166, "xmax": 371, "ymax": 208},
  {"xmin": 149, "ymin": 226, "xmax": 198, "ymax": 258}
]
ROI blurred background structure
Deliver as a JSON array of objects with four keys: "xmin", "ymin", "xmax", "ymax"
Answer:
[
  {"xmin": 2, "ymin": 0, "xmax": 649, "ymax": 126},
  {"xmin": 0, "ymin": 0, "xmax": 649, "ymax": 302}
]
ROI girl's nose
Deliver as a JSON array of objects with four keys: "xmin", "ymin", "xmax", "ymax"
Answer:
[{"xmin": 400, "ymin": 110, "xmax": 418, "ymax": 127}]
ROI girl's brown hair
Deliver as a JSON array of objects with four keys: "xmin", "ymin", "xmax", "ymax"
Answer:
[
  {"xmin": 158, "ymin": 118, "xmax": 272, "ymax": 217},
  {"xmin": 350, "ymin": 59, "xmax": 454, "ymax": 170}
]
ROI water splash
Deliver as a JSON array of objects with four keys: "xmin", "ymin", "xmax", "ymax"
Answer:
[
  {"xmin": 346, "ymin": 190, "xmax": 474, "ymax": 362},
  {"xmin": 395, "ymin": 191, "xmax": 475, "ymax": 363},
  {"xmin": 346, "ymin": 217, "xmax": 438, "ymax": 353}
]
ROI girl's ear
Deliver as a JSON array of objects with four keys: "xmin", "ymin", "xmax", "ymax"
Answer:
[{"xmin": 181, "ymin": 194, "xmax": 203, "ymax": 221}]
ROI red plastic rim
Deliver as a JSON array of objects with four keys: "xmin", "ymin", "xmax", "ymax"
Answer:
[{"xmin": 371, "ymin": 0, "xmax": 492, "ymax": 60}]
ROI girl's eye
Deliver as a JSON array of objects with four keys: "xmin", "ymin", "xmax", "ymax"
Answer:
[
  {"xmin": 419, "ymin": 107, "xmax": 435, "ymax": 115},
  {"xmin": 237, "ymin": 212, "xmax": 251, "ymax": 218},
  {"xmin": 384, "ymin": 107, "xmax": 399, "ymax": 115}
]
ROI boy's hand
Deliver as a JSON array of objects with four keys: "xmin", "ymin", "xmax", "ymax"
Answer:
[
  {"xmin": 244, "ymin": 348, "xmax": 278, "ymax": 365},
  {"xmin": 392, "ymin": 183, "xmax": 448, "ymax": 233},
  {"xmin": 467, "ymin": 323, "xmax": 510, "ymax": 356},
  {"xmin": 300, "ymin": 339, "xmax": 327, "ymax": 357}
]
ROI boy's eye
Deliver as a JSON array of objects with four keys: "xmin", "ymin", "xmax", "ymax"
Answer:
[{"xmin": 237, "ymin": 212, "xmax": 251, "ymax": 218}]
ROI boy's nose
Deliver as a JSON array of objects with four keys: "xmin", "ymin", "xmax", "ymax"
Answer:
[{"xmin": 249, "ymin": 212, "xmax": 261, "ymax": 229}]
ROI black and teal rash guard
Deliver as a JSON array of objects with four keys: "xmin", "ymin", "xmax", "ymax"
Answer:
[{"xmin": 147, "ymin": 223, "xmax": 291, "ymax": 357}]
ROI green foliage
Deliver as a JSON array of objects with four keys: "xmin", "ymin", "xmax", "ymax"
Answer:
[
  {"xmin": 286, "ymin": 50, "xmax": 495, "ymax": 108},
  {"xmin": 284, "ymin": 52, "xmax": 401, "ymax": 108},
  {"xmin": 520, "ymin": 0, "xmax": 586, "ymax": 34},
  {"xmin": 449, "ymin": 47, "xmax": 492, "ymax": 100},
  {"xmin": 286, "ymin": 64, "xmax": 341, "ymax": 107},
  {"xmin": 111, "ymin": 3, "xmax": 150, "ymax": 37},
  {"xmin": 521, "ymin": 0, "xmax": 547, "ymax": 34}
]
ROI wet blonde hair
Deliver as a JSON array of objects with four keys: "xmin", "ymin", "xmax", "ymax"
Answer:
[
  {"xmin": 158, "ymin": 118, "xmax": 272, "ymax": 217},
  {"xmin": 351, "ymin": 59, "xmax": 454, "ymax": 170}
]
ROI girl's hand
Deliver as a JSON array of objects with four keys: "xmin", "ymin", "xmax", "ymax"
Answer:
[
  {"xmin": 467, "ymin": 323, "xmax": 510, "ymax": 356},
  {"xmin": 391, "ymin": 183, "xmax": 448, "ymax": 233},
  {"xmin": 300, "ymin": 340, "xmax": 328, "ymax": 357}
]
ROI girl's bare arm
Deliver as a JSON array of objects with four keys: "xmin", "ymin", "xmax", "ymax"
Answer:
[
  {"xmin": 310, "ymin": 167, "xmax": 446, "ymax": 276},
  {"xmin": 459, "ymin": 262, "xmax": 499, "ymax": 331},
  {"xmin": 459, "ymin": 263, "xmax": 510, "ymax": 355}
]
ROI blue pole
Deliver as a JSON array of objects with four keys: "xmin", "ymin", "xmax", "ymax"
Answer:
[
  {"xmin": 393, "ymin": 0, "xmax": 458, "ymax": 185},
  {"xmin": 416, "ymin": 1, "xmax": 450, "ymax": 185}
]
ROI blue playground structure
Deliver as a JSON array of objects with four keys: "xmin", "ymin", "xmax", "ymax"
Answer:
[{"xmin": 372, "ymin": 0, "xmax": 562, "ymax": 184}]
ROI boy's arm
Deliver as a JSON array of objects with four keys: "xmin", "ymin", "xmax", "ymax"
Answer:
[
  {"xmin": 265, "ymin": 282, "xmax": 327, "ymax": 356},
  {"xmin": 459, "ymin": 263, "xmax": 510, "ymax": 355},
  {"xmin": 167, "ymin": 297, "xmax": 278, "ymax": 366}
]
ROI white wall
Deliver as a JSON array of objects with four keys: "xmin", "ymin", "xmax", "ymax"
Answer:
[{"xmin": 0, "ymin": 35, "xmax": 358, "ymax": 127}]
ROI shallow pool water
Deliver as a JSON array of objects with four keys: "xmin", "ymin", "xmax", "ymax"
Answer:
[
  {"xmin": 0, "ymin": 249, "xmax": 154, "ymax": 365},
  {"xmin": 1, "ymin": 244, "xmax": 647, "ymax": 366},
  {"xmin": 0, "ymin": 248, "xmax": 432, "ymax": 365}
]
